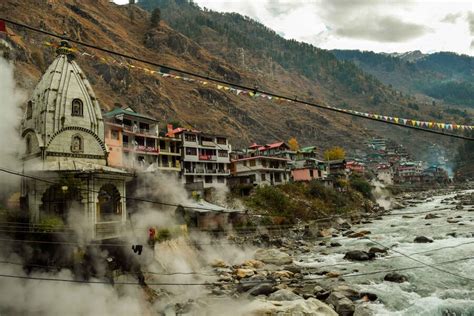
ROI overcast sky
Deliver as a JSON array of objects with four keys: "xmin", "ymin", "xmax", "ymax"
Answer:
[{"xmin": 114, "ymin": 0, "xmax": 474, "ymax": 55}]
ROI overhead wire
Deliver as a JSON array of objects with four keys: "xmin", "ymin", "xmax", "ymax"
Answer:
[
  {"xmin": 0, "ymin": 255, "xmax": 472, "ymax": 286},
  {"xmin": 364, "ymin": 236, "xmax": 474, "ymax": 281},
  {"xmin": 1, "ymin": 18, "xmax": 473, "ymax": 141}
]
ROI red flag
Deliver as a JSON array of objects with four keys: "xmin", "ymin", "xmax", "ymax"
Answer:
[{"xmin": 0, "ymin": 20, "xmax": 6, "ymax": 33}]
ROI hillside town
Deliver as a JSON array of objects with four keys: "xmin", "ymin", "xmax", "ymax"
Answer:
[{"xmin": 1, "ymin": 1, "xmax": 473, "ymax": 315}]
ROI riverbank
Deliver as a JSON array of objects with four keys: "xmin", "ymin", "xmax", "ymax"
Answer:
[{"xmin": 146, "ymin": 187, "xmax": 473, "ymax": 315}]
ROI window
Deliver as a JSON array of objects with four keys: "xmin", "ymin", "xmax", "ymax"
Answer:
[
  {"xmin": 217, "ymin": 177, "xmax": 225, "ymax": 183},
  {"xmin": 216, "ymin": 137, "xmax": 227, "ymax": 145},
  {"xmin": 185, "ymin": 147, "xmax": 197, "ymax": 155},
  {"xmin": 26, "ymin": 135, "xmax": 32, "ymax": 154},
  {"xmin": 310, "ymin": 170, "xmax": 314, "ymax": 178},
  {"xmin": 71, "ymin": 99, "xmax": 83, "ymax": 117},
  {"xmin": 274, "ymin": 173, "xmax": 282, "ymax": 182},
  {"xmin": 249, "ymin": 160, "xmax": 256, "ymax": 167},
  {"xmin": 26, "ymin": 101, "xmax": 33, "ymax": 119},
  {"xmin": 111, "ymin": 129, "xmax": 119, "ymax": 140},
  {"xmin": 71, "ymin": 134, "xmax": 83, "ymax": 153},
  {"xmin": 243, "ymin": 161, "xmax": 247, "ymax": 166},
  {"xmin": 262, "ymin": 160, "xmax": 267, "ymax": 168},
  {"xmin": 185, "ymin": 134, "xmax": 197, "ymax": 142},
  {"xmin": 205, "ymin": 176, "xmax": 213, "ymax": 183},
  {"xmin": 218, "ymin": 150, "xmax": 228, "ymax": 157},
  {"xmin": 261, "ymin": 173, "xmax": 266, "ymax": 182}
]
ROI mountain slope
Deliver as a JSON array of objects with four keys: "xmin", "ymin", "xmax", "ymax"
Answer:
[
  {"xmin": 332, "ymin": 49, "xmax": 474, "ymax": 109},
  {"xmin": 0, "ymin": 0, "xmax": 465, "ymax": 160}
]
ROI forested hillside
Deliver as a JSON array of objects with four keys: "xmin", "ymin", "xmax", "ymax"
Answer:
[
  {"xmin": 332, "ymin": 50, "xmax": 474, "ymax": 109},
  {"xmin": 0, "ymin": 0, "xmax": 467, "ymax": 160}
]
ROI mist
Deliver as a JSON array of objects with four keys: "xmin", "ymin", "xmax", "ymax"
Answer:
[{"xmin": 0, "ymin": 57, "xmax": 25, "ymax": 204}]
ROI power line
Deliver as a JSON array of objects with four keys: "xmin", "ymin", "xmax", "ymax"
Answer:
[
  {"xmin": 1, "ymin": 18, "xmax": 473, "ymax": 141},
  {"xmin": 364, "ymin": 236, "xmax": 474, "ymax": 281},
  {"xmin": 0, "ymin": 255, "xmax": 472, "ymax": 286}
]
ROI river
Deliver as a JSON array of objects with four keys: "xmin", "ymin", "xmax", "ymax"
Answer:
[{"xmin": 297, "ymin": 189, "xmax": 474, "ymax": 315}]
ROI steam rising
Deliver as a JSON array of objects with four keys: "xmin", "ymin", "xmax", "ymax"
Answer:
[{"xmin": 0, "ymin": 57, "xmax": 25, "ymax": 197}]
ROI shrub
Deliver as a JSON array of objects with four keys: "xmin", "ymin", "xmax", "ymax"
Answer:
[{"xmin": 349, "ymin": 176, "xmax": 373, "ymax": 199}]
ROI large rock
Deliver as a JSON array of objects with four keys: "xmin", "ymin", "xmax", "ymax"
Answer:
[
  {"xmin": 254, "ymin": 249, "xmax": 293, "ymax": 265},
  {"xmin": 343, "ymin": 250, "xmax": 375, "ymax": 261},
  {"xmin": 424, "ymin": 213, "xmax": 440, "ymax": 219},
  {"xmin": 348, "ymin": 230, "xmax": 371, "ymax": 238},
  {"xmin": 326, "ymin": 292, "xmax": 355, "ymax": 316},
  {"xmin": 368, "ymin": 247, "xmax": 387, "ymax": 255},
  {"xmin": 414, "ymin": 236, "xmax": 433, "ymax": 243},
  {"xmin": 245, "ymin": 298, "xmax": 338, "ymax": 315},
  {"xmin": 235, "ymin": 268, "xmax": 255, "ymax": 278},
  {"xmin": 384, "ymin": 272, "xmax": 408, "ymax": 283},
  {"xmin": 268, "ymin": 289, "xmax": 302, "ymax": 301},
  {"xmin": 247, "ymin": 283, "xmax": 276, "ymax": 296},
  {"xmin": 318, "ymin": 228, "xmax": 336, "ymax": 237}
]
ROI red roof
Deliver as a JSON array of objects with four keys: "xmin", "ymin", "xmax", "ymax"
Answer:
[
  {"xmin": 257, "ymin": 141, "xmax": 288, "ymax": 152},
  {"xmin": 249, "ymin": 142, "xmax": 262, "ymax": 149},
  {"xmin": 231, "ymin": 156, "xmax": 290, "ymax": 162}
]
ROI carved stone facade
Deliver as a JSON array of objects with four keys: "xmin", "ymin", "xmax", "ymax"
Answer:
[{"xmin": 20, "ymin": 41, "xmax": 131, "ymax": 240}]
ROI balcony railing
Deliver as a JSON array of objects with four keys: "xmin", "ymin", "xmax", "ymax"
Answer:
[
  {"xmin": 184, "ymin": 168, "xmax": 229, "ymax": 175},
  {"xmin": 201, "ymin": 141, "xmax": 216, "ymax": 147},
  {"xmin": 199, "ymin": 155, "xmax": 217, "ymax": 161}
]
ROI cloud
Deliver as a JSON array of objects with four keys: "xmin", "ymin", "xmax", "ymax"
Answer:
[
  {"xmin": 468, "ymin": 11, "xmax": 474, "ymax": 35},
  {"xmin": 335, "ymin": 15, "xmax": 431, "ymax": 42},
  {"xmin": 316, "ymin": 0, "xmax": 430, "ymax": 43},
  {"xmin": 441, "ymin": 12, "xmax": 462, "ymax": 23}
]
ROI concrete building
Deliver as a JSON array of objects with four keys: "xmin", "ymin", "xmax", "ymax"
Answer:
[
  {"xmin": 291, "ymin": 158, "xmax": 328, "ymax": 182},
  {"xmin": 230, "ymin": 156, "xmax": 290, "ymax": 186},
  {"xmin": 103, "ymin": 108, "xmax": 181, "ymax": 173},
  {"xmin": 167, "ymin": 127, "xmax": 231, "ymax": 189},
  {"xmin": 20, "ymin": 41, "xmax": 131, "ymax": 240}
]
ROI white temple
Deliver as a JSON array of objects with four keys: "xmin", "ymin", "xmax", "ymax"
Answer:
[{"xmin": 20, "ymin": 41, "xmax": 131, "ymax": 240}]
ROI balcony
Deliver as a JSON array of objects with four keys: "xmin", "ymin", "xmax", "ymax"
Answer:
[
  {"xmin": 184, "ymin": 168, "xmax": 230, "ymax": 175},
  {"xmin": 201, "ymin": 140, "xmax": 216, "ymax": 147},
  {"xmin": 122, "ymin": 125, "xmax": 159, "ymax": 137},
  {"xmin": 123, "ymin": 143, "xmax": 159, "ymax": 154},
  {"xmin": 199, "ymin": 154, "xmax": 217, "ymax": 161}
]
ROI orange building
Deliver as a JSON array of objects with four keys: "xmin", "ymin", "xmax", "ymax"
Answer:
[{"xmin": 104, "ymin": 107, "xmax": 181, "ymax": 173}]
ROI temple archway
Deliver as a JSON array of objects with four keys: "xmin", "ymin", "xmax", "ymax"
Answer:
[
  {"xmin": 40, "ymin": 185, "xmax": 82, "ymax": 221},
  {"xmin": 97, "ymin": 184, "xmax": 122, "ymax": 222}
]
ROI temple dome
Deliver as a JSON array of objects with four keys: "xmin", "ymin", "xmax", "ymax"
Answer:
[{"xmin": 21, "ymin": 41, "xmax": 107, "ymax": 166}]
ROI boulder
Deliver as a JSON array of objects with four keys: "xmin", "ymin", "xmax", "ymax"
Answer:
[
  {"xmin": 272, "ymin": 270, "xmax": 294, "ymax": 279},
  {"xmin": 343, "ymin": 250, "xmax": 375, "ymax": 261},
  {"xmin": 325, "ymin": 271, "xmax": 341, "ymax": 278},
  {"xmin": 318, "ymin": 228, "xmax": 336, "ymax": 237},
  {"xmin": 247, "ymin": 283, "xmax": 276, "ymax": 296},
  {"xmin": 242, "ymin": 259, "xmax": 265, "ymax": 269},
  {"xmin": 326, "ymin": 292, "xmax": 355, "ymax": 316},
  {"xmin": 384, "ymin": 272, "xmax": 408, "ymax": 283},
  {"xmin": 414, "ymin": 236, "xmax": 433, "ymax": 243},
  {"xmin": 268, "ymin": 289, "xmax": 302, "ymax": 301},
  {"xmin": 368, "ymin": 247, "xmax": 387, "ymax": 255},
  {"xmin": 235, "ymin": 268, "xmax": 255, "ymax": 279},
  {"xmin": 330, "ymin": 242, "xmax": 342, "ymax": 247},
  {"xmin": 211, "ymin": 259, "xmax": 229, "ymax": 268},
  {"xmin": 245, "ymin": 298, "xmax": 337, "ymax": 315},
  {"xmin": 359, "ymin": 292, "xmax": 378, "ymax": 301},
  {"xmin": 348, "ymin": 230, "xmax": 371, "ymax": 238},
  {"xmin": 254, "ymin": 249, "xmax": 293, "ymax": 265},
  {"xmin": 424, "ymin": 213, "xmax": 440, "ymax": 219}
]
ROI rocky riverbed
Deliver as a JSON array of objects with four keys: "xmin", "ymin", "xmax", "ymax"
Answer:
[{"xmin": 145, "ymin": 188, "xmax": 474, "ymax": 315}]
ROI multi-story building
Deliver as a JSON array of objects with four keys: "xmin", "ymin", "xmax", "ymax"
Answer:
[
  {"xmin": 291, "ymin": 158, "xmax": 328, "ymax": 182},
  {"xmin": 230, "ymin": 156, "xmax": 290, "ymax": 186},
  {"xmin": 167, "ymin": 127, "xmax": 231, "ymax": 188},
  {"xmin": 104, "ymin": 108, "xmax": 181, "ymax": 173}
]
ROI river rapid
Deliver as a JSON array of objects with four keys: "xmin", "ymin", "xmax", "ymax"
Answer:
[{"xmin": 297, "ymin": 189, "xmax": 474, "ymax": 315}]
